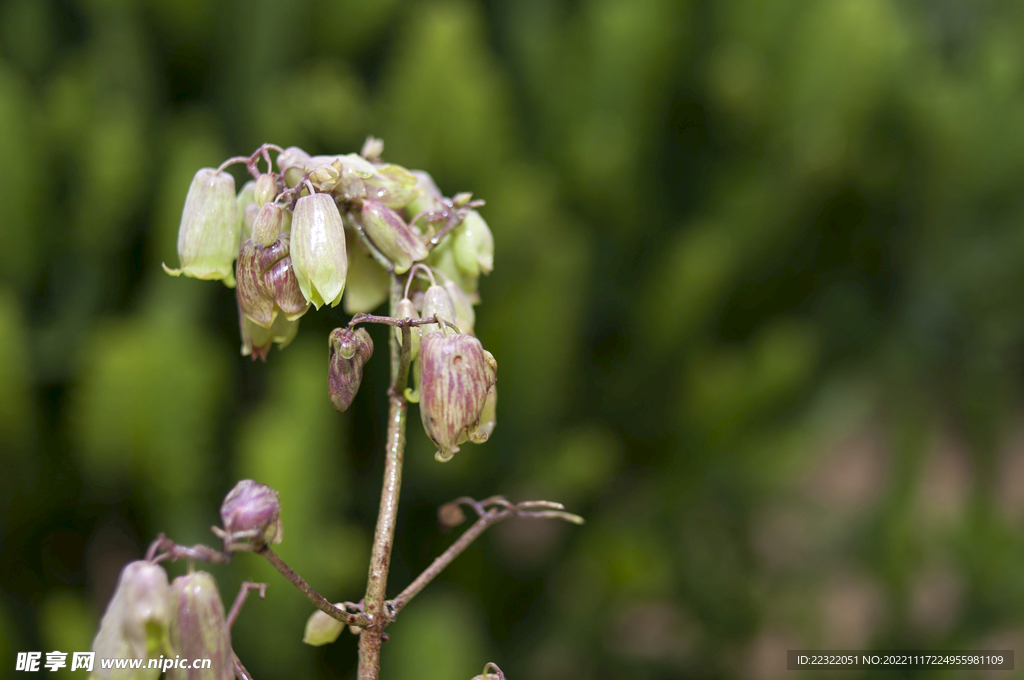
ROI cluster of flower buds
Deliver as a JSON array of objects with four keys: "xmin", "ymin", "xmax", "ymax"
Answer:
[
  {"xmin": 90, "ymin": 561, "xmax": 232, "ymax": 680},
  {"xmin": 165, "ymin": 139, "xmax": 494, "ymax": 363}
]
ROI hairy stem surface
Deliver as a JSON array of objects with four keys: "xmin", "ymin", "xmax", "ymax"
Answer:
[{"xmin": 358, "ymin": 275, "xmax": 411, "ymax": 680}]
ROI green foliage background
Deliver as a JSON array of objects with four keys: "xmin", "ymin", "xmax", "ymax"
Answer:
[{"xmin": 3, "ymin": 0, "xmax": 1024, "ymax": 678}]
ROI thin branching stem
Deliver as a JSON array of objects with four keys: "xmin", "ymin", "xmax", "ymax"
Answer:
[
  {"xmin": 227, "ymin": 582, "xmax": 267, "ymax": 630},
  {"xmin": 255, "ymin": 545, "xmax": 370, "ymax": 627}
]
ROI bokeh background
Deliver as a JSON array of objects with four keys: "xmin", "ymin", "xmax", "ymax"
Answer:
[{"xmin": 3, "ymin": 0, "xmax": 1024, "ymax": 678}]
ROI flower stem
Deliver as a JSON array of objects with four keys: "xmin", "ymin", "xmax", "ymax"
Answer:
[{"xmin": 358, "ymin": 274, "xmax": 412, "ymax": 680}]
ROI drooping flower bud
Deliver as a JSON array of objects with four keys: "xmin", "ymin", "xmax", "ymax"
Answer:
[
  {"xmin": 418, "ymin": 333, "xmax": 497, "ymax": 462},
  {"xmin": 343, "ymin": 239, "xmax": 390, "ymax": 314},
  {"xmin": 394, "ymin": 297, "xmax": 421, "ymax": 362},
  {"xmin": 251, "ymin": 203, "xmax": 285, "ymax": 247},
  {"xmin": 254, "ymin": 173, "xmax": 278, "ymax": 207},
  {"xmin": 444, "ymin": 279, "xmax": 476, "ymax": 336},
  {"xmin": 421, "ymin": 284, "xmax": 456, "ymax": 334},
  {"xmin": 303, "ymin": 606, "xmax": 346, "ymax": 646},
  {"xmin": 427, "ymin": 237, "xmax": 479, "ymax": 297},
  {"xmin": 238, "ymin": 291, "xmax": 299, "ymax": 361},
  {"xmin": 90, "ymin": 560, "xmax": 171, "ymax": 679},
  {"xmin": 236, "ymin": 239, "xmax": 276, "ymax": 327},
  {"xmin": 163, "ymin": 169, "xmax": 239, "ymax": 285},
  {"xmin": 291, "ymin": 193, "xmax": 348, "ymax": 308},
  {"xmin": 236, "ymin": 180, "xmax": 256, "ymax": 246},
  {"xmin": 452, "ymin": 210, "xmax": 494, "ymax": 277},
  {"xmin": 307, "ymin": 157, "xmax": 342, "ymax": 192},
  {"xmin": 328, "ymin": 328, "xmax": 373, "ymax": 412},
  {"xmin": 277, "ymin": 147, "xmax": 311, "ymax": 188},
  {"xmin": 361, "ymin": 201, "xmax": 428, "ymax": 274},
  {"xmin": 219, "ymin": 479, "xmax": 283, "ymax": 549},
  {"xmin": 405, "ymin": 170, "xmax": 446, "ymax": 219},
  {"xmin": 363, "ymin": 164, "xmax": 419, "ymax": 209},
  {"xmin": 167, "ymin": 572, "xmax": 233, "ymax": 680}
]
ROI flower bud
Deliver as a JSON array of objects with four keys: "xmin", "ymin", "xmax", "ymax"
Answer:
[
  {"xmin": 90, "ymin": 560, "xmax": 171, "ymax": 679},
  {"xmin": 220, "ymin": 479, "xmax": 283, "ymax": 548},
  {"xmin": 343, "ymin": 240, "xmax": 390, "ymax": 314},
  {"xmin": 240, "ymin": 305, "xmax": 298, "ymax": 361},
  {"xmin": 418, "ymin": 333, "xmax": 497, "ymax": 462},
  {"xmin": 277, "ymin": 146, "xmax": 310, "ymax": 189},
  {"xmin": 328, "ymin": 328, "xmax": 373, "ymax": 412},
  {"xmin": 254, "ymin": 173, "xmax": 278, "ymax": 207},
  {"xmin": 163, "ymin": 169, "xmax": 239, "ymax": 284},
  {"xmin": 444, "ymin": 279, "xmax": 476, "ymax": 336},
  {"xmin": 303, "ymin": 606, "xmax": 346, "ymax": 646},
  {"xmin": 361, "ymin": 201, "xmax": 428, "ymax": 274},
  {"xmin": 405, "ymin": 170, "xmax": 445, "ymax": 218},
  {"xmin": 421, "ymin": 284, "xmax": 456, "ymax": 334},
  {"xmin": 452, "ymin": 210, "xmax": 494, "ymax": 277},
  {"xmin": 308, "ymin": 159, "xmax": 342, "ymax": 192},
  {"xmin": 236, "ymin": 240, "xmax": 275, "ymax": 327},
  {"xmin": 236, "ymin": 180, "xmax": 256, "ymax": 246},
  {"xmin": 167, "ymin": 572, "xmax": 233, "ymax": 680},
  {"xmin": 427, "ymin": 237, "xmax": 478, "ymax": 296},
  {"xmin": 291, "ymin": 193, "xmax": 348, "ymax": 308},
  {"xmin": 252, "ymin": 203, "xmax": 285, "ymax": 247},
  {"xmin": 363, "ymin": 164, "xmax": 419, "ymax": 209},
  {"xmin": 361, "ymin": 135, "xmax": 384, "ymax": 161},
  {"xmin": 259, "ymin": 234, "xmax": 309, "ymax": 318},
  {"xmin": 394, "ymin": 297, "xmax": 421, "ymax": 362}
]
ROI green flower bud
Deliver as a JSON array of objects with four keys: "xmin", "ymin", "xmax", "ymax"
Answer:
[
  {"xmin": 363, "ymin": 164, "xmax": 419, "ymax": 209},
  {"xmin": 219, "ymin": 479, "xmax": 283, "ymax": 548},
  {"xmin": 237, "ymin": 234, "xmax": 309, "ymax": 328},
  {"xmin": 163, "ymin": 169, "xmax": 239, "ymax": 285},
  {"xmin": 303, "ymin": 606, "xmax": 346, "ymax": 646},
  {"xmin": 427, "ymin": 237, "xmax": 478, "ymax": 296},
  {"xmin": 240, "ymin": 203, "xmax": 259, "ymax": 248},
  {"xmin": 444, "ymin": 279, "xmax": 476, "ymax": 336},
  {"xmin": 394, "ymin": 297, "xmax": 421, "ymax": 362},
  {"xmin": 405, "ymin": 170, "xmax": 446, "ymax": 218},
  {"xmin": 421, "ymin": 284, "xmax": 456, "ymax": 334},
  {"xmin": 236, "ymin": 180, "xmax": 256, "ymax": 246},
  {"xmin": 239, "ymin": 301, "xmax": 298, "ymax": 361},
  {"xmin": 252, "ymin": 203, "xmax": 285, "ymax": 247},
  {"xmin": 307, "ymin": 158, "xmax": 342, "ymax": 192},
  {"xmin": 254, "ymin": 173, "xmax": 278, "ymax": 207},
  {"xmin": 277, "ymin": 147, "xmax": 310, "ymax": 189},
  {"xmin": 418, "ymin": 333, "xmax": 497, "ymax": 462},
  {"xmin": 328, "ymin": 328, "xmax": 373, "ymax": 412},
  {"xmin": 291, "ymin": 193, "xmax": 348, "ymax": 308},
  {"xmin": 167, "ymin": 572, "xmax": 233, "ymax": 680},
  {"xmin": 452, "ymin": 210, "xmax": 493, "ymax": 277},
  {"xmin": 343, "ymin": 239, "xmax": 390, "ymax": 314},
  {"xmin": 90, "ymin": 560, "xmax": 171, "ymax": 680},
  {"xmin": 361, "ymin": 201, "xmax": 428, "ymax": 274}
]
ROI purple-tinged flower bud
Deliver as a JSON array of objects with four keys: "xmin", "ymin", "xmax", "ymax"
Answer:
[
  {"xmin": 254, "ymin": 173, "xmax": 278, "ymax": 208},
  {"xmin": 361, "ymin": 201, "xmax": 428, "ymax": 274},
  {"xmin": 163, "ymin": 169, "xmax": 239, "ymax": 284},
  {"xmin": 452, "ymin": 210, "xmax": 493, "ymax": 277},
  {"xmin": 277, "ymin": 146, "xmax": 310, "ymax": 189},
  {"xmin": 90, "ymin": 560, "xmax": 171, "ymax": 679},
  {"xmin": 444, "ymin": 280, "xmax": 476, "ymax": 336},
  {"xmin": 252, "ymin": 203, "xmax": 285, "ymax": 247},
  {"xmin": 421, "ymin": 284, "xmax": 456, "ymax": 335},
  {"xmin": 363, "ymin": 164, "xmax": 419, "ymax": 209},
  {"xmin": 220, "ymin": 479, "xmax": 283, "ymax": 548},
  {"xmin": 236, "ymin": 180, "xmax": 256, "ymax": 246},
  {"xmin": 167, "ymin": 572, "xmax": 233, "ymax": 680},
  {"xmin": 259, "ymin": 234, "xmax": 309, "ymax": 318},
  {"xmin": 291, "ymin": 193, "xmax": 348, "ymax": 308},
  {"xmin": 328, "ymin": 328, "xmax": 373, "ymax": 412},
  {"xmin": 418, "ymin": 333, "xmax": 497, "ymax": 462},
  {"xmin": 303, "ymin": 605, "xmax": 347, "ymax": 646},
  {"xmin": 236, "ymin": 240, "xmax": 276, "ymax": 327},
  {"xmin": 343, "ymin": 239, "xmax": 390, "ymax": 314},
  {"xmin": 394, "ymin": 297, "xmax": 421, "ymax": 361}
]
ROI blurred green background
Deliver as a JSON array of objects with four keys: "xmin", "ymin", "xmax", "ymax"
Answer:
[{"xmin": 3, "ymin": 0, "xmax": 1024, "ymax": 678}]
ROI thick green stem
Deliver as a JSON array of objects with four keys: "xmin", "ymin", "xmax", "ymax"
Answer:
[{"xmin": 358, "ymin": 274, "xmax": 411, "ymax": 680}]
